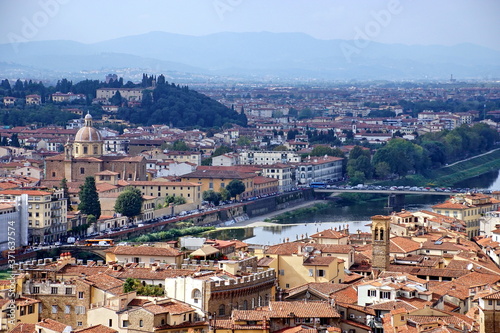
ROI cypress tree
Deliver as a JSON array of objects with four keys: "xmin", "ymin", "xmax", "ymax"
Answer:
[{"xmin": 78, "ymin": 176, "xmax": 101, "ymax": 219}]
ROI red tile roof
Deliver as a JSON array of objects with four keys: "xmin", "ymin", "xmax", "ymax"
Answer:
[{"xmin": 105, "ymin": 245, "xmax": 181, "ymax": 257}]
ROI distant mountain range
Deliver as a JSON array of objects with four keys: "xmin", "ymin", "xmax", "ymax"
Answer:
[{"xmin": 0, "ymin": 31, "xmax": 499, "ymax": 82}]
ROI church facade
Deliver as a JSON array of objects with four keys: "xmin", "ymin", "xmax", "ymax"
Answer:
[{"xmin": 44, "ymin": 113, "xmax": 147, "ymax": 182}]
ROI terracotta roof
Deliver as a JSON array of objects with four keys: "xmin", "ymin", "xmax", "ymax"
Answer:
[
  {"xmin": 482, "ymin": 290, "xmax": 500, "ymax": 300},
  {"xmin": 36, "ymin": 318, "xmax": 69, "ymax": 332},
  {"xmin": 310, "ymin": 229, "xmax": 348, "ymax": 239},
  {"xmin": 144, "ymin": 300, "xmax": 194, "ymax": 315},
  {"xmin": 10, "ymin": 323, "xmax": 36, "ymax": 333},
  {"xmin": 81, "ymin": 273, "xmax": 124, "ymax": 295},
  {"xmin": 74, "ymin": 324, "xmax": 118, "ymax": 333},
  {"xmin": 330, "ymin": 286, "xmax": 358, "ymax": 304},
  {"xmin": 274, "ymin": 325, "xmax": 318, "ymax": 333},
  {"xmin": 265, "ymin": 242, "xmax": 352, "ymax": 255},
  {"xmin": 258, "ymin": 257, "xmax": 275, "ymax": 266},
  {"xmin": 105, "ymin": 245, "xmax": 181, "ymax": 257},
  {"xmin": 420, "ymin": 240, "xmax": 461, "ymax": 251},
  {"xmin": 367, "ymin": 299, "xmax": 418, "ymax": 311},
  {"xmin": 302, "ymin": 256, "xmax": 339, "ymax": 266},
  {"xmin": 390, "ymin": 237, "xmax": 421, "ymax": 254},
  {"xmin": 269, "ymin": 301, "xmax": 340, "ymax": 318},
  {"xmin": 286, "ymin": 283, "xmax": 350, "ymax": 299}
]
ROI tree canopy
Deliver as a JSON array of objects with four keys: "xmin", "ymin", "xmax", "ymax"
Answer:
[
  {"xmin": 114, "ymin": 187, "xmax": 143, "ymax": 218},
  {"xmin": 202, "ymin": 190, "xmax": 222, "ymax": 206},
  {"xmin": 225, "ymin": 179, "xmax": 246, "ymax": 199}
]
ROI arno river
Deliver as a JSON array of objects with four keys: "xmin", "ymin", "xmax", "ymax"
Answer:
[{"xmin": 214, "ymin": 170, "xmax": 500, "ymax": 246}]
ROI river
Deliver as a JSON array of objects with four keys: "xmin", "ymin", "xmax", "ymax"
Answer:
[{"xmin": 211, "ymin": 170, "xmax": 500, "ymax": 245}]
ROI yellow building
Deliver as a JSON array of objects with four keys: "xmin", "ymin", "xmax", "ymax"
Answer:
[
  {"xmin": 127, "ymin": 180, "xmax": 202, "ymax": 205},
  {"xmin": 432, "ymin": 193, "xmax": 500, "ymax": 238},
  {"xmin": 0, "ymin": 296, "xmax": 40, "ymax": 332},
  {"xmin": 25, "ymin": 94, "xmax": 41, "ymax": 105},
  {"xmin": 181, "ymin": 169, "xmax": 256, "ymax": 200},
  {"xmin": 257, "ymin": 242, "xmax": 347, "ymax": 289}
]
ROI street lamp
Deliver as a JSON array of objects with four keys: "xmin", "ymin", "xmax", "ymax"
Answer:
[{"xmin": 209, "ymin": 312, "xmax": 216, "ymax": 333}]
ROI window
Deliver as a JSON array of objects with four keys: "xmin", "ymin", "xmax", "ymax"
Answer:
[
  {"xmin": 381, "ymin": 291, "xmax": 391, "ymax": 299},
  {"xmin": 488, "ymin": 300, "xmax": 493, "ymax": 305},
  {"xmin": 33, "ymin": 286, "xmax": 40, "ymax": 294},
  {"xmin": 309, "ymin": 269, "xmax": 313, "ymax": 277},
  {"xmin": 77, "ymin": 322, "xmax": 83, "ymax": 327},
  {"xmin": 52, "ymin": 305, "xmax": 58, "ymax": 313},
  {"xmin": 139, "ymin": 320, "xmax": 144, "ymax": 327},
  {"xmin": 192, "ymin": 289, "xmax": 202, "ymax": 303},
  {"xmin": 219, "ymin": 304, "xmax": 225, "ymax": 316},
  {"xmin": 83, "ymin": 146, "xmax": 88, "ymax": 154},
  {"xmin": 65, "ymin": 305, "xmax": 71, "ymax": 314},
  {"xmin": 75, "ymin": 306, "xmax": 85, "ymax": 314},
  {"xmin": 80, "ymin": 167, "xmax": 85, "ymax": 174},
  {"xmin": 279, "ymin": 269, "xmax": 284, "ymax": 276},
  {"xmin": 65, "ymin": 288, "xmax": 72, "ymax": 295},
  {"xmin": 317, "ymin": 269, "xmax": 325, "ymax": 277},
  {"xmin": 78, "ymin": 291, "xmax": 84, "ymax": 299},
  {"xmin": 368, "ymin": 290, "xmax": 376, "ymax": 297},
  {"xmin": 51, "ymin": 287, "xmax": 58, "ymax": 294},
  {"xmin": 122, "ymin": 321, "xmax": 129, "ymax": 328},
  {"xmin": 109, "ymin": 319, "xmax": 113, "ymax": 327},
  {"xmin": 28, "ymin": 305, "xmax": 34, "ymax": 314}
]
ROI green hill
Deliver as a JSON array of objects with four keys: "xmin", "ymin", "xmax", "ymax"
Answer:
[{"xmin": 117, "ymin": 81, "xmax": 247, "ymax": 128}]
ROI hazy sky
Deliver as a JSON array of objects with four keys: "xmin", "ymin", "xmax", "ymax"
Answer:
[{"xmin": 1, "ymin": 0, "xmax": 499, "ymax": 50}]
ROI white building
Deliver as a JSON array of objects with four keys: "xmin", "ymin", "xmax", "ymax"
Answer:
[
  {"xmin": 261, "ymin": 163, "xmax": 294, "ymax": 192},
  {"xmin": 357, "ymin": 275, "xmax": 428, "ymax": 306},
  {"xmin": 0, "ymin": 194, "xmax": 28, "ymax": 251},
  {"xmin": 212, "ymin": 153, "xmax": 239, "ymax": 166},
  {"xmin": 295, "ymin": 155, "xmax": 343, "ymax": 185},
  {"xmin": 239, "ymin": 151, "xmax": 301, "ymax": 165},
  {"xmin": 480, "ymin": 211, "xmax": 500, "ymax": 237}
]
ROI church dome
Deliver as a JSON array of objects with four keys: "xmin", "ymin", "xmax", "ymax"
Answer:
[{"xmin": 75, "ymin": 113, "xmax": 102, "ymax": 142}]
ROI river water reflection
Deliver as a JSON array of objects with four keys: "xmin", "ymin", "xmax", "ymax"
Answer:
[{"xmin": 216, "ymin": 170, "xmax": 500, "ymax": 245}]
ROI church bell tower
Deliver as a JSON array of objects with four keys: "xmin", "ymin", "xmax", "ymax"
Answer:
[{"xmin": 371, "ymin": 215, "xmax": 391, "ymax": 273}]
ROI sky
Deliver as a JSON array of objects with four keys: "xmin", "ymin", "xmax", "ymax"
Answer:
[{"xmin": 1, "ymin": 0, "xmax": 499, "ymax": 50}]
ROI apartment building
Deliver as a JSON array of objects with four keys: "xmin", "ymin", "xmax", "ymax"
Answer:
[
  {"xmin": 295, "ymin": 155, "xmax": 343, "ymax": 185},
  {"xmin": 239, "ymin": 151, "xmax": 301, "ymax": 165},
  {"xmin": 0, "ymin": 189, "xmax": 67, "ymax": 245}
]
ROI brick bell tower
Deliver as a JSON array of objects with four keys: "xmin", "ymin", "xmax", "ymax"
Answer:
[{"xmin": 371, "ymin": 215, "xmax": 391, "ymax": 273}]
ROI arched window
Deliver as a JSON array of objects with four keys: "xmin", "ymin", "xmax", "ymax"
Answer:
[
  {"xmin": 251, "ymin": 298, "xmax": 255, "ymax": 309},
  {"xmin": 374, "ymin": 227, "xmax": 379, "ymax": 240},
  {"xmin": 83, "ymin": 146, "xmax": 88, "ymax": 154},
  {"xmin": 380, "ymin": 228, "xmax": 384, "ymax": 241},
  {"xmin": 218, "ymin": 304, "xmax": 225, "ymax": 316},
  {"xmin": 264, "ymin": 294, "xmax": 269, "ymax": 306},
  {"xmin": 243, "ymin": 300, "xmax": 248, "ymax": 310},
  {"xmin": 192, "ymin": 289, "xmax": 202, "ymax": 304},
  {"xmin": 258, "ymin": 296, "xmax": 262, "ymax": 307}
]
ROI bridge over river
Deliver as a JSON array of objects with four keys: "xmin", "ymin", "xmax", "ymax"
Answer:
[{"xmin": 313, "ymin": 188, "xmax": 470, "ymax": 208}]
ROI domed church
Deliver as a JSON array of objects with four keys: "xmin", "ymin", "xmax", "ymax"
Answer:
[
  {"xmin": 44, "ymin": 113, "xmax": 147, "ymax": 183},
  {"xmin": 73, "ymin": 113, "xmax": 103, "ymax": 158}
]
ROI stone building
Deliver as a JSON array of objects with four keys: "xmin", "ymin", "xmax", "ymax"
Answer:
[
  {"xmin": 44, "ymin": 113, "xmax": 147, "ymax": 183},
  {"xmin": 164, "ymin": 262, "xmax": 276, "ymax": 317},
  {"xmin": 371, "ymin": 215, "xmax": 391, "ymax": 273}
]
